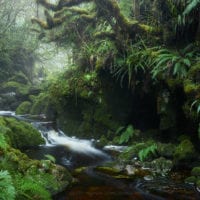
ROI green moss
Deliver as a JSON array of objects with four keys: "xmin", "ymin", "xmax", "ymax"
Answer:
[
  {"xmin": 0, "ymin": 124, "xmax": 72, "ymax": 199},
  {"xmin": 118, "ymin": 142, "xmax": 146, "ymax": 161},
  {"xmin": 73, "ymin": 167, "xmax": 87, "ymax": 174},
  {"xmin": 188, "ymin": 62, "xmax": 200, "ymax": 79},
  {"xmin": 3, "ymin": 81, "xmax": 30, "ymax": 95},
  {"xmin": 9, "ymin": 72, "xmax": 29, "ymax": 84},
  {"xmin": 95, "ymin": 166, "xmax": 121, "ymax": 175},
  {"xmin": 196, "ymin": 179, "xmax": 200, "ymax": 187},
  {"xmin": 191, "ymin": 167, "xmax": 200, "ymax": 176},
  {"xmin": 166, "ymin": 78, "xmax": 182, "ymax": 89},
  {"xmin": 16, "ymin": 101, "xmax": 32, "ymax": 115},
  {"xmin": 30, "ymin": 93, "xmax": 51, "ymax": 115},
  {"xmin": 98, "ymin": 135, "xmax": 109, "ymax": 147},
  {"xmin": 183, "ymin": 80, "xmax": 198, "ymax": 94},
  {"xmin": 185, "ymin": 176, "xmax": 196, "ymax": 184},
  {"xmin": 0, "ymin": 117, "xmax": 44, "ymax": 149},
  {"xmin": 173, "ymin": 139, "xmax": 195, "ymax": 162}
]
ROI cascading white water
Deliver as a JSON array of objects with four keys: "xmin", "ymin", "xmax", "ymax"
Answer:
[
  {"xmin": 0, "ymin": 111, "xmax": 15, "ymax": 116},
  {"xmin": 45, "ymin": 129, "xmax": 107, "ymax": 156},
  {"xmin": 0, "ymin": 111, "xmax": 109, "ymax": 159},
  {"xmin": 33, "ymin": 122, "xmax": 109, "ymax": 158}
]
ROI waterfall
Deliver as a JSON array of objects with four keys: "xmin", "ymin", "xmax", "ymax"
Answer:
[{"xmin": 33, "ymin": 122, "xmax": 109, "ymax": 158}]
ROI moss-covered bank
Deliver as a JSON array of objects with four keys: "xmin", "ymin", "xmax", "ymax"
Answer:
[{"xmin": 0, "ymin": 117, "xmax": 72, "ymax": 200}]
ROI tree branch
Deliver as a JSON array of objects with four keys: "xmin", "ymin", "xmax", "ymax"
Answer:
[{"xmin": 36, "ymin": 0, "xmax": 92, "ymax": 11}]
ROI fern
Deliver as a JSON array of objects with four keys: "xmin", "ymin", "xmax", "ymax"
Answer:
[
  {"xmin": 152, "ymin": 44, "xmax": 197, "ymax": 79},
  {"xmin": 190, "ymin": 99, "xmax": 200, "ymax": 115},
  {"xmin": 44, "ymin": 154, "xmax": 56, "ymax": 163},
  {"xmin": 0, "ymin": 170, "xmax": 16, "ymax": 200},
  {"xmin": 15, "ymin": 176, "xmax": 51, "ymax": 200},
  {"xmin": 183, "ymin": 0, "xmax": 200, "ymax": 16},
  {"xmin": 118, "ymin": 125, "xmax": 135, "ymax": 144},
  {"xmin": 138, "ymin": 143, "xmax": 157, "ymax": 161},
  {"xmin": 113, "ymin": 40, "xmax": 157, "ymax": 87},
  {"xmin": 0, "ymin": 133, "xmax": 9, "ymax": 150}
]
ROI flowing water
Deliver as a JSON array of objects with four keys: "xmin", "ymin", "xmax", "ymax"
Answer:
[{"xmin": 0, "ymin": 111, "xmax": 200, "ymax": 200}]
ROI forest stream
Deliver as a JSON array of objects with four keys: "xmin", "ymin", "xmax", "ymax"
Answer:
[{"xmin": 0, "ymin": 111, "xmax": 199, "ymax": 200}]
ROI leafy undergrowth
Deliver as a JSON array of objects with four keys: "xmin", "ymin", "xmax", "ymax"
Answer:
[{"xmin": 0, "ymin": 118, "xmax": 72, "ymax": 200}]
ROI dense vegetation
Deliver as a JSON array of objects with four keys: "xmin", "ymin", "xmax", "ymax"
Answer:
[
  {"xmin": 29, "ymin": 0, "xmax": 200, "ymax": 142},
  {"xmin": 1, "ymin": 0, "xmax": 200, "ymax": 199}
]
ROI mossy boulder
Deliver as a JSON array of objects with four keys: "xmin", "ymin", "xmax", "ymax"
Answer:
[
  {"xmin": 0, "ymin": 121, "xmax": 72, "ymax": 199},
  {"xmin": 185, "ymin": 166, "xmax": 200, "ymax": 186},
  {"xmin": 185, "ymin": 176, "xmax": 197, "ymax": 184},
  {"xmin": 173, "ymin": 139, "xmax": 195, "ymax": 163},
  {"xmin": 0, "ymin": 117, "xmax": 44, "ymax": 149},
  {"xmin": 191, "ymin": 167, "xmax": 200, "ymax": 176},
  {"xmin": 157, "ymin": 143, "xmax": 176, "ymax": 158},
  {"xmin": 30, "ymin": 93, "xmax": 51, "ymax": 115},
  {"xmin": 16, "ymin": 101, "xmax": 32, "ymax": 115}
]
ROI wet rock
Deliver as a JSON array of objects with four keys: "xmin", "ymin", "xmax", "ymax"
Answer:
[
  {"xmin": 143, "ymin": 157, "xmax": 173, "ymax": 176},
  {"xmin": 125, "ymin": 164, "xmax": 137, "ymax": 175},
  {"xmin": 157, "ymin": 143, "xmax": 176, "ymax": 158},
  {"xmin": 185, "ymin": 176, "xmax": 196, "ymax": 184},
  {"xmin": 173, "ymin": 139, "xmax": 196, "ymax": 165}
]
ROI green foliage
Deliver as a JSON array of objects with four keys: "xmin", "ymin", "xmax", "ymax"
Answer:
[
  {"xmin": 138, "ymin": 143, "xmax": 158, "ymax": 161},
  {"xmin": 113, "ymin": 40, "xmax": 157, "ymax": 87},
  {"xmin": 0, "ymin": 133, "xmax": 9, "ymax": 150},
  {"xmin": 15, "ymin": 176, "xmax": 51, "ymax": 200},
  {"xmin": 16, "ymin": 101, "xmax": 32, "ymax": 115},
  {"xmin": 44, "ymin": 154, "xmax": 56, "ymax": 164},
  {"xmin": 190, "ymin": 99, "xmax": 200, "ymax": 115},
  {"xmin": 152, "ymin": 44, "xmax": 197, "ymax": 79},
  {"xmin": 118, "ymin": 125, "xmax": 135, "ymax": 144},
  {"xmin": 183, "ymin": 0, "xmax": 200, "ymax": 16},
  {"xmin": 0, "ymin": 170, "xmax": 16, "ymax": 200},
  {"xmin": 3, "ymin": 81, "xmax": 30, "ymax": 95},
  {"xmin": 174, "ymin": 139, "xmax": 195, "ymax": 162},
  {"xmin": 118, "ymin": 0, "xmax": 133, "ymax": 17},
  {"xmin": 0, "ymin": 117, "xmax": 44, "ymax": 149},
  {"xmin": 30, "ymin": 93, "xmax": 51, "ymax": 115}
]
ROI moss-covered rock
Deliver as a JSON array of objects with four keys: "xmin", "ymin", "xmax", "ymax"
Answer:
[
  {"xmin": 173, "ymin": 139, "xmax": 196, "ymax": 163},
  {"xmin": 16, "ymin": 101, "xmax": 32, "ymax": 115},
  {"xmin": 191, "ymin": 167, "xmax": 200, "ymax": 176},
  {"xmin": 157, "ymin": 143, "xmax": 176, "ymax": 158},
  {"xmin": 0, "ymin": 117, "xmax": 45, "ymax": 149},
  {"xmin": 185, "ymin": 176, "xmax": 197, "ymax": 184},
  {"xmin": 0, "ymin": 119, "xmax": 72, "ymax": 199}
]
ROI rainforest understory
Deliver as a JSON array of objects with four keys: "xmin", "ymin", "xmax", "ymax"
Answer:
[{"xmin": 0, "ymin": 0, "xmax": 200, "ymax": 199}]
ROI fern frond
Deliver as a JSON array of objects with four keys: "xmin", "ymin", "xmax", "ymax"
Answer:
[{"xmin": 183, "ymin": 0, "xmax": 200, "ymax": 16}]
